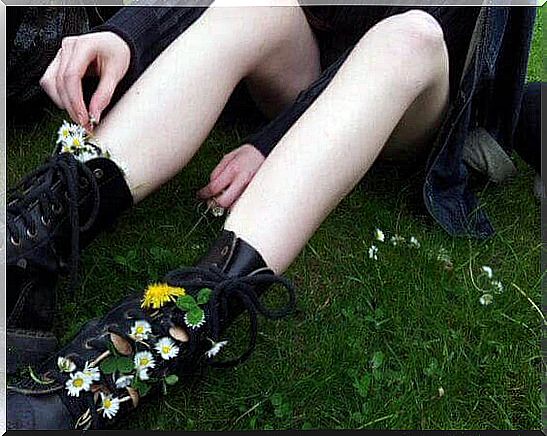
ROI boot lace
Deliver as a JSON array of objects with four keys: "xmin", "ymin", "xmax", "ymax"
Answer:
[
  {"xmin": 7, "ymin": 153, "xmax": 100, "ymax": 288},
  {"xmin": 165, "ymin": 265, "xmax": 297, "ymax": 367}
]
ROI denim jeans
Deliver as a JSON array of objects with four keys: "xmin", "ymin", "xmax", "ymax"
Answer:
[{"xmin": 424, "ymin": 7, "xmax": 536, "ymax": 238}]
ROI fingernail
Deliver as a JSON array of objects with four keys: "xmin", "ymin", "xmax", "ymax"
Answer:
[{"xmin": 90, "ymin": 113, "xmax": 99, "ymax": 126}]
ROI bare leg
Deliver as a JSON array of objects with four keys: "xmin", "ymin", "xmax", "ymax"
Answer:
[
  {"xmin": 94, "ymin": 3, "xmax": 319, "ymax": 202},
  {"xmin": 224, "ymin": 10, "xmax": 450, "ymax": 273}
]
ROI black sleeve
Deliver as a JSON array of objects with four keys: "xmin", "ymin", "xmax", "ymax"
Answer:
[
  {"xmin": 245, "ymin": 47, "xmax": 351, "ymax": 157},
  {"xmin": 89, "ymin": 5, "xmax": 210, "ymax": 85}
]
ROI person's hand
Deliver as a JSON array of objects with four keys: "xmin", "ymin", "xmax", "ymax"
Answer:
[
  {"xmin": 39, "ymin": 31, "xmax": 131, "ymax": 129},
  {"xmin": 198, "ymin": 144, "xmax": 266, "ymax": 209}
]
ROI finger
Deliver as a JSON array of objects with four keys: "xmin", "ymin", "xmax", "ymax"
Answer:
[
  {"xmin": 56, "ymin": 41, "xmax": 77, "ymax": 122},
  {"xmin": 209, "ymin": 149, "xmax": 238, "ymax": 182},
  {"xmin": 40, "ymin": 50, "xmax": 64, "ymax": 108},
  {"xmin": 198, "ymin": 166, "xmax": 235, "ymax": 199},
  {"xmin": 215, "ymin": 176, "xmax": 248, "ymax": 209},
  {"xmin": 63, "ymin": 44, "xmax": 95, "ymax": 125},
  {"xmin": 88, "ymin": 67, "xmax": 120, "ymax": 124}
]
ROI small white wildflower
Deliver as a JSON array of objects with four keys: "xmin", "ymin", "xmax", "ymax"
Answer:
[
  {"xmin": 409, "ymin": 236, "xmax": 420, "ymax": 248},
  {"xmin": 154, "ymin": 337, "xmax": 180, "ymax": 360},
  {"xmin": 82, "ymin": 361, "xmax": 101, "ymax": 382},
  {"xmin": 57, "ymin": 121, "xmax": 72, "ymax": 144},
  {"xmin": 479, "ymin": 293, "xmax": 493, "ymax": 306},
  {"xmin": 134, "ymin": 351, "xmax": 156, "ymax": 378},
  {"xmin": 491, "ymin": 280, "xmax": 504, "ymax": 294},
  {"xmin": 206, "ymin": 340, "xmax": 228, "ymax": 358},
  {"xmin": 481, "ymin": 266, "xmax": 493, "ymax": 279},
  {"xmin": 98, "ymin": 393, "xmax": 120, "ymax": 419},
  {"xmin": 67, "ymin": 131, "xmax": 86, "ymax": 150},
  {"xmin": 374, "ymin": 228, "xmax": 385, "ymax": 242},
  {"xmin": 57, "ymin": 356, "xmax": 76, "ymax": 373},
  {"xmin": 368, "ymin": 245, "xmax": 378, "ymax": 260},
  {"xmin": 65, "ymin": 371, "xmax": 91, "ymax": 397},
  {"xmin": 438, "ymin": 386, "xmax": 445, "ymax": 398},
  {"xmin": 115, "ymin": 375, "xmax": 134, "ymax": 389},
  {"xmin": 390, "ymin": 235, "xmax": 405, "ymax": 246},
  {"xmin": 130, "ymin": 320, "xmax": 152, "ymax": 341}
]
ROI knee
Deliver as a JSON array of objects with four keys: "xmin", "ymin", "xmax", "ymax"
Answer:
[
  {"xmin": 385, "ymin": 10, "xmax": 445, "ymax": 55},
  {"xmin": 357, "ymin": 9, "xmax": 447, "ymax": 63}
]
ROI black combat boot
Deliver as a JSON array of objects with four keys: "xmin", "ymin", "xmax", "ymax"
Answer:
[
  {"xmin": 7, "ymin": 152, "xmax": 133, "ymax": 373},
  {"xmin": 7, "ymin": 231, "xmax": 295, "ymax": 430},
  {"xmin": 7, "ymin": 230, "xmax": 296, "ymax": 430}
]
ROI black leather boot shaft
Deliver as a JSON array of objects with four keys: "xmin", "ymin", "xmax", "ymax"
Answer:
[
  {"xmin": 196, "ymin": 230, "xmax": 270, "ymax": 278},
  {"xmin": 7, "ymin": 154, "xmax": 133, "ymax": 374}
]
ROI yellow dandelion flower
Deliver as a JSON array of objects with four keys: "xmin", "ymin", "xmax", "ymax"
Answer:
[{"xmin": 141, "ymin": 283, "xmax": 185, "ymax": 309}]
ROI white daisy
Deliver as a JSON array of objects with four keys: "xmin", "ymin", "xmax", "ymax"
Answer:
[
  {"xmin": 98, "ymin": 393, "xmax": 120, "ymax": 419},
  {"xmin": 491, "ymin": 280, "xmax": 504, "ymax": 293},
  {"xmin": 134, "ymin": 351, "xmax": 156, "ymax": 378},
  {"xmin": 368, "ymin": 245, "xmax": 378, "ymax": 261},
  {"xmin": 65, "ymin": 371, "xmax": 91, "ymax": 397},
  {"xmin": 409, "ymin": 236, "xmax": 420, "ymax": 248},
  {"xmin": 154, "ymin": 337, "xmax": 180, "ymax": 360},
  {"xmin": 82, "ymin": 361, "xmax": 101, "ymax": 382},
  {"xmin": 481, "ymin": 266, "xmax": 493, "ymax": 279},
  {"xmin": 479, "ymin": 293, "xmax": 493, "ymax": 306},
  {"xmin": 69, "ymin": 123, "xmax": 86, "ymax": 137},
  {"xmin": 374, "ymin": 228, "xmax": 385, "ymax": 242},
  {"xmin": 390, "ymin": 235, "xmax": 405, "ymax": 246},
  {"xmin": 68, "ymin": 131, "xmax": 86, "ymax": 151},
  {"xmin": 129, "ymin": 320, "xmax": 152, "ymax": 341},
  {"xmin": 206, "ymin": 340, "xmax": 228, "ymax": 358},
  {"xmin": 57, "ymin": 356, "xmax": 76, "ymax": 373},
  {"xmin": 115, "ymin": 375, "xmax": 134, "ymax": 389},
  {"xmin": 57, "ymin": 121, "xmax": 72, "ymax": 144}
]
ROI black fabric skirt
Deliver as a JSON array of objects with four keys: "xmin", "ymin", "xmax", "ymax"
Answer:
[{"xmin": 301, "ymin": 6, "xmax": 481, "ymax": 98}]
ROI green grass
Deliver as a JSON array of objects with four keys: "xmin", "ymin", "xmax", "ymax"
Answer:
[{"xmin": 7, "ymin": 7, "xmax": 544, "ymax": 430}]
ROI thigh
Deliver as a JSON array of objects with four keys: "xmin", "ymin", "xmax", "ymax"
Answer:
[{"xmin": 244, "ymin": 4, "xmax": 321, "ymax": 119}]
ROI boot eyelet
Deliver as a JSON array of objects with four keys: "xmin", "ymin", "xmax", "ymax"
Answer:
[
  {"xmin": 52, "ymin": 203, "xmax": 63, "ymax": 214},
  {"xmin": 221, "ymin": 246, "xmax": 229, "ymax": 256},
  {"xmin": 40, "ymin": 215, "xmax": 51, "ymax": 226},
  {"xmin": 10, "ymin": 236, "xmax": 21, "ymax": 246},
  {"xmin": 42, "ymin": 370, "xmax": 54, "ymax": 382},
  {"xmin": 84, "ymin": 339, "xmax": 94, "ymax": 350},
  {"xmin": 26, "ymin": 228, "xmax": 37, "ymax": 239},
  {"xmin": 93, "ymin": 168, "xmax": 104, "ymax": 180}
]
